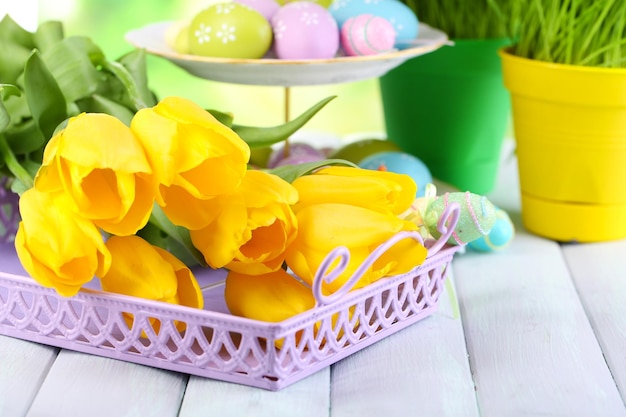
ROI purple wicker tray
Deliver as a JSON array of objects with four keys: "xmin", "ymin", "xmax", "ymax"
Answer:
[{"xmin": 0, "ymin": 183, "xmax": 461, "ymax": 391}]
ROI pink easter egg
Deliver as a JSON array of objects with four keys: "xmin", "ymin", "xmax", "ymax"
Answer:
[
  {"xmin": 340, "ymin": 14, "xmax": 396, "ymax": 56},
  {"xmin": 234, "ymin": 0, "xmax": 280, "ymax": 21},
  {"xmin": 271, "ymin": 1, "xmax": 339, "ymax": 60}
]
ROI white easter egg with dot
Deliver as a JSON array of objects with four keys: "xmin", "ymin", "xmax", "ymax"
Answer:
[
  {"xmin": 271, "ymin": 1, "xmax": 340, "ymax": 59},
  {"xmin": 188, "ymin": 3, "xmax": 273, "ymax": 59},
  {"xmin": 358, "ymin": 151, "xmax": 432, "ymax": 198}
]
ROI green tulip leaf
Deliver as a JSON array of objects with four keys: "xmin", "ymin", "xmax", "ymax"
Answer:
[
  {"xmin": 100, "ymin": 59, "xmax": 149, "ymax": 111},
  {"xmin": 117, "ymin": 49, "xmax": 157, "ymax": 108},
  {"xmin": 147, "ymin": 204, "xmax": 207, "ymax": 267},
  {"xmin": 0, "ymin": 16, "xmax": 35, "ymax": 84},
  {"xmin": 76, "ymin": 94, "xmax": 134, "ymax": 126},
  {"xmin": 41, "ymin": 36, "xmax": 104, "ymax": 103},
  {"xmin": 207, "ymin": 109, "xmax": 234, "ymax": 127},
  {"xmin": 23, "ymin": 50, "xmax": 68, "ymax": 141},
  {"xmin": 0, "ymin": 84, "xmax": 22, "ymax": 132},
  {"xmin": 267, "ymin": 158, "xmax": 357, "ymax": 183},
  {"xmin": 33, "ymin": 20, "xmax": 64, "ymax": 52},
  {"xmin": 4, "ymin": 120, "xmax": 46, "ymax": 154},
  {"xmin": 233, "ymin": 96, "xmax": 336, "ymax": 148}
]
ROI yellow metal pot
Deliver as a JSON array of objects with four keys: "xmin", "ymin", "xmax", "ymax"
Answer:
[{"xmin": 500, "ymin": 49, "xmax": 626, "ymax": 242}]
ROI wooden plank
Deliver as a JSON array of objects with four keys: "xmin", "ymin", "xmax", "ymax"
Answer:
[
  {"xmin": 453, "ymin": 220, "xmax": 626, "ymax": 417},
  {"xmin": 329, "ymin": 275, "xmax": 480, "ymax": 417},
  {"xmin": 0, "ymin": 336, "xmax": 58, "ymax": 417},
  {"xmin": 179, "ymin": 368, "xmax": 330, "ymax": 417},
  {"xmin": 562, "ymin": 240, "xmax": 626, "ymax": 403},
  {"xmin": 25, "ymin": 350, "xmax": 187, "ymax": 417}
]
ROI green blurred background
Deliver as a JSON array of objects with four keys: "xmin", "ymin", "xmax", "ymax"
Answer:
[{"xmin": 20, "ymin": 0, "xmax": 385, "ymax": 137}]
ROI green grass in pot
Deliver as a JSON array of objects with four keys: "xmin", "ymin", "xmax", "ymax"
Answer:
[
  {"xmin": 510, "ymin": 0, "xmax": 626, "ymax": 68},
  {"xmin": 402, "ymin": 0, "xmax": 524, "ymax": 39}
]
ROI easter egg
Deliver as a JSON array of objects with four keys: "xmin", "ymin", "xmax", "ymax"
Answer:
[
  {"xmin": 358, "ymin": 151, "xmax": 432, "ymax": 198},
  {"xmin": 330, "ymin": 0, "xmax": 418, "ymax": 45},
  {"xmin": 267, "ymin": 143, "xmax": 325, "ymax": 168},
  {"xmin": 234, "ymin": 0, "xmax": 281, "ymax": 21},
  {"xmin": 372, "ymin": 0, "xmax": 419, "ymax": 45},
  {"xmin": 188, "ymin": 3, "xmax": 273, "ymax": 59},
  {"xmin": 468, "ymin": 208, "xmax": 515, "ymax": 252},
  {"xmin": 271, "ymin": 1, "xmax": 339, "ymax": 59},
  {"xmin": 426, "ymin": 192, "xmax": 497, "ymax": 246},
  {"xmin": 328, "ymin": 138, "xmax": 400, "ymax": 163},
  {"xmin": 341, "ymin": 14, "xmax": 396, "ymax": 56}
]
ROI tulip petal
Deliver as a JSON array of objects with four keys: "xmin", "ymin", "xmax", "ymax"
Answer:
[
  {"xmin": 285, "ymin": 203, "xmax": 425, "ymax": 293},
  {"xmin": 15, "ymin": 189, "xmax": 110, "ymax": 297},
  {"xmin": 224, "ymin": 269, "xmax": 315, "ymax": 323},
  {"xmin": 292, "ymin": 166, "xmax": 416, "ymax": 215}
]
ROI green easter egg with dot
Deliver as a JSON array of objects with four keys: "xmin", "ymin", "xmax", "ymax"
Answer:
[
  {"xmin": 188, "ymin": 3, "xmax": 272, "ymax": 59},
  {"xmin": 329, "ymin": 139, "xmax": 401, "ymax": 164}
]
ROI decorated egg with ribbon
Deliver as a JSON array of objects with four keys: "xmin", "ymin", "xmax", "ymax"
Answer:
[
  {"xmin": 340, "ymin": 14, "xmax": 396, "ymax": 56},
  {"xmin": 358, "ymin": 151, "xmax": 432, "ymax": 198},
  {"xmin": 271, "ymin": 1, "xmax": 339, "ymax": 59},
  {"xmin": 425, "ymin": 191, "xmax": 497, "ymax": 246},
  {"xmin": 468, "ymin": 207, "xmax": 515, "ymax": 252},
  {"xmin": 188, "ymin": 3, "xmax": 273, "ymax": 59}
]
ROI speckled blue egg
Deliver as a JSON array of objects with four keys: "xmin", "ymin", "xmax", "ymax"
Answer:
[
  {"xmin": 358, "ymin": 151, "xmax": 432, "ymax": 198},
  {"xmin": 468, "ymin": 207, "xmax": 515, "ymax": 252},
  {"xmin": 330, "ymin": 0, "xmax": 418, "ymax": 45}
]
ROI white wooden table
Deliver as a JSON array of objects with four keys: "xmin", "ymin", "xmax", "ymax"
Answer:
[{"xmin": 1, "ymin": 139, "xmax": 626, "ymax": 417}]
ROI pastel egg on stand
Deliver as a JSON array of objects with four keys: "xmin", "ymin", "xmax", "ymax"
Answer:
[
  {"xmin": 468, "ymin": 207, "xmax": 515, "ymax": 252},
  {"xmin": 371, "ymin": 0, "xmax": 419, "ymax": 46},
  {"xmin": 328, "ymin": 138, "xmax": 400, "ymax": 164},
  {"xmin": 340, "ymin": 14, "xmax": 396, "ymax": 56},
  {"xmin": 188, "ymin": 3, "xmax": 273, "ymax": 58},
  {"xmin": 330, "ymin": 0, "xmax": 418, "ymax": 47},
  {"xmin": 358, "ymin": 151, "xmax": 432, "ymax": 198},
  {"xmin": 234, "ymin": 0, "xmax": 281, "ymax": 21},
  {"xmin": 271, "ymin": 1, "xmax": 339, "ymax": 59}
]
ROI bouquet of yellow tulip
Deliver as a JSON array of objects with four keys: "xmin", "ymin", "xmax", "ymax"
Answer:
[{"xmin": 0, "ymin": 16, "xmax": 430, "ymax": 328}]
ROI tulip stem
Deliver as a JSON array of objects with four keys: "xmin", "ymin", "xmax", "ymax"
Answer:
[
  {"xmin": 283, "ymin": 87, "xmax": 291, "ymax": 159},
  {"xmin": 0, "ymin": 134, "xmax": 34, "ymax": 192}
]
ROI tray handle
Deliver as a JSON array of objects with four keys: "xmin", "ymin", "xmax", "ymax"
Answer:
[{"xmin": 312, "ymin": 202, "xmax": 460, "ymax": 307}]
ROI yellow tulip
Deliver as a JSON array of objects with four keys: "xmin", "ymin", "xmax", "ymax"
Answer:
[
  {"xmin": 130, "ymin": 96, "xmax": 251, "ymax": 229},
  {"xmin": 34, "ymin": 113, "xmax": 155, "ymax": 236},
  {"xmin": 291, "ymin": 166, "xmax": 416, "ymax": 215},
  {"xmin": 190, "ymin": 170, "xmax": 298, "ymax": 275},
  {"xmin": 100, "ymin": 235, "xmax": 204, "ymax": 332},
  {"xmin": 14, "ymin": 188, "xmax": 111, "ymax": 297},
  {"xmin": 224, "ymin": 269, "xmax": 314, "ymax": 323},
  {"xmin": 285, "ymin": 203, "xmax": 427, "ymax": 294}
]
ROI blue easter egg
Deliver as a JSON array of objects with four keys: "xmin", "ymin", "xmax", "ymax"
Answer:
[
  {"xmin": 371, "ymin": 0, "xmax": 419, "ymax": 44},
  {"xmin": 468, "ymin": 208, "xmax": 515, "ymax": 252},
  {"xmin": 358, "ymin": 151, "xmax": 432, "ymax": 198},
  {"xmin": 330, "ymin": 0, "xmax": 419, "ymax": 45}
]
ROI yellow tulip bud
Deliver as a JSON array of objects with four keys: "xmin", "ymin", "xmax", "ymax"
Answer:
[
  {"xmin": 291, "ymin": 166, "xmax": 416, "ymax": 215},
  {"xmin": 131, "ymin": 96, "xmax": 251, "ymax": 230},
  {"xmin": 285, "ymin": 203, "xmax": 426, "ymax": 293},
  {"xmin": 34, "ymin": 113, "xmax": 155, "ymax": 236},
  {"xmin": 224, "ymin": 269, "xmax": 314, "ymax": 323},
  {"xmin": 190, "ymin": 170, "xmax": 298, "ymax": 274},
  {"xmin": 15, "ymin": 188, "xmax": 111, "ymax": 297},
  {"xmin": 100, "ymin": 235, "xmax": 204, "ymax": 332}
]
